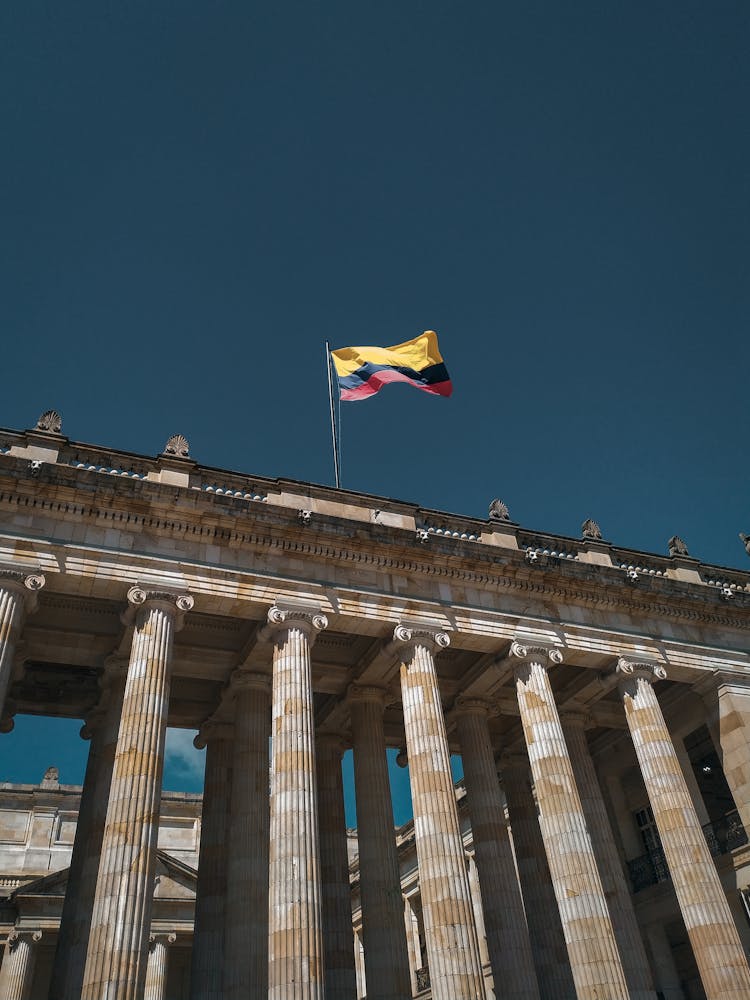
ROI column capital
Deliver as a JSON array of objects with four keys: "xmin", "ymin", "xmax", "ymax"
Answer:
[
  {"xmin": 347, "ymin": 682, "xmax": 389, "ymax": 707},
  {"xmin": 509, "ymin": 640, "xmax": 563, "ymax": 672},
  {"xmin": 264, "ymin": 604, "xmax": 328, "ymax": 644},
  {"xmin": 559, "ymin": 707, "xmax": 594, "ymax": 730},
  {"xmin": 149, "ymin": 932, "xmax": 177, "ymax": 948},
  {"xmin": 229, "ymin": 667, "xmax": 271, "ymax": 695},
  {"xmin": 615, "ymin": 657, "xmax": 667, "ymax": 686},
  {"xmin": 0, "ymin": 569, "xmax": 46, "ymax": 614},
  {"xmin": 453, "ymin": 695, "xmax": 496, "ymax": 718},
  {"xmin": 392, "ymin": 623, "xmax": 451, "ymax": 657},
  {"xmin": 7, "ymin": 929, "xmax": 42, "ymax": 950},
  {"xmin": 123, "ymin": 586, "xmax": 194, "ymax": 629},
  {"xmin": 193, "ymin": 719, "xmax": 233, "ymax": 750},
  {"xmin": 316, "ymin": 731, "xmax": 347, "ymax": 757}
]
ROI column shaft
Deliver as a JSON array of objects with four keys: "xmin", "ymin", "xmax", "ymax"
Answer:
[
  {"xmin": 316, "ymin": 735, "xmax": 358, "ymax": 1000},
  {"xmin": 190, "ymin": 725, "xmax": 233, "ymax": 1000},
  {"xmin": 618, "ymin": 660, "xmax": 750, "ymax": 1000},
  {"xmin": 396, "ymin": 626, "xmax": 486, "ymax": 1000},
  {"xmin": 267, "ymin": 606, "xmax": 327, "ymax": 1000},
  {"xmin": 51, "ymin": 668, "xmax": 126, "ymax": 1000},
  {"xmin": 224, "ymin": 674, "xmax": 271, "ymax": 1000},
  {"xmin": 713, "ymin": 678, "xmax": 750, "ymax": 833},
  {"xmin": 512, "ymin": 643, "xmax": 629, "ymax": 999},
  {"xmin": 0, "ymin": 931, "xmax": 41, "ymax": 1000},
  {"xmin": 501, "ymin": 752, "xmax": 577, "ymax": 999},
  {"xmin": 562, "ymin": 714, "xmax": 656, "ymax": 999},
  {"xmin": 403, "ymin": 897, "xmax": 420, "ymax": 995},
  {"xmin": 0, "ymin": 572, "xmax": 44, "ymax": 717},
  {"xmin": 144, "ymin": 933, "xmax": 175, "ymax": 1000},
  {"xmin": 456, "ymin": 704, "xmax": 540, "ymax": 999},
  {"xmin": 350, "ymin": 689, "xmax": 412, "ymax": 1000},
  {"xmin": 81, "ymin": 589, "xmax": 192, "ymax": 1000}
]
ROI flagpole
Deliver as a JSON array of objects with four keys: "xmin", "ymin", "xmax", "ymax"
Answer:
[{"xmin": 325, "ymin": 341, "xmax": 341, "ymax": 489}]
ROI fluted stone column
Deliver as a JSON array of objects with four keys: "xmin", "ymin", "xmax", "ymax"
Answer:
[
  {"xmin": 0, "ymin": 930, "xmax": 42, "ymax": 1000},
  {"xmin": 316, "ymin": 733, "xmax": 358, "ymax": 1000},
  {"xmin": 700, "ymin": 673, "xmax": 750, "ymax": 833},
  {"xmin": 511, "ymin": 641, "xmax": 629, "ymax": 999},
  {"xmin": 190, "ymin": 720, "xmax": 233, "ymax": 1000},
  {"xmin": 144, "ymin": 933, "xmax": 176, "ymax": 1000},
  {"xmin": 395, "ymin": 624, "xmax": 486, "ymax": 1000},
  {"xmin": 81, "ymin": 587, "xmax": 193, "ymax": 1000},
  {"xmin": 0, "ymin": 570, "xmax": 44, "ymax": 717},
  {"xmin": 224, "ymin": 670, "xmax": 271, "ymax": 1000},
  {"xmin": 466, "ymin": 854, "xmax": 490, "ymax": 967},
  {"xmin": 617, "ymin": 658, "xmax": 750, "ymax": 1000},
  {"xmin": 500, "ymin": 751, "xmax": 577, "ymax": 999},
  {"xmin": 561, "ymin": 710, "xmax": 657, "ymax": 1000},
  {"xmin": 455, "ymin": 698, "xmax": 540, "ymax": 999},
  {"xmin": 267, "ymin": 604, "xmax": 328, "ymax": 1000},
  {"xmin": 51, "ymin": 660, "xmax": 127, "ymax": 1000},
  {"xmin": 403, "ymin": 896, "xmax": 421, "ymax": 995},
  {"xmin": 349, "ymin": 684, "xmax": 412, "ymax": 1000}
]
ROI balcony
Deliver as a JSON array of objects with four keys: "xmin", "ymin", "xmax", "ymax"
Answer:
[{"xmin": 627, "ymin": 810, "xmax": 748, "ymax": 893}]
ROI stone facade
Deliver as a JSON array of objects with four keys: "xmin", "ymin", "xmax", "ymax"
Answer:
[{"xmin": 0, "ymin": 415, "xmax": 750, "ymax": 999}]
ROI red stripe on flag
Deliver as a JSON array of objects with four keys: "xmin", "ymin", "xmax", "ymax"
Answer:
[{"xmin": 340, "ymin": 369, "xmax": 453, "ymax": 401}]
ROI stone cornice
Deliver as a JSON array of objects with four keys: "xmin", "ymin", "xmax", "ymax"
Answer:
[{"xmin": 0, "ymin": 458, "xmax": 749, "ymax": 634}]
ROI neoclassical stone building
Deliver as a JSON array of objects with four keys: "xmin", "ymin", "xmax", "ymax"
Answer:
[{"xmin": 1, "ymin": 410, "xmax": 750, "ymax": 1000}]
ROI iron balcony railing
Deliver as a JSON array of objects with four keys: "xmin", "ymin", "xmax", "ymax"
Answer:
[{"xmin": 627, "ymin": 809, "xmax": 748, "ymax": 892}]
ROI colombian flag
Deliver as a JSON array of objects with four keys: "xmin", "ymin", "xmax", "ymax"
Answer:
[{"xmin": 331, "ymin": 331, "xmax": 453, "ymax": 402}]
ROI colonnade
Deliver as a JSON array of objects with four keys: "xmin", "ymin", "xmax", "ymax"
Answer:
[{"xmin": 1, "ymin": 572, "xmax": 750, "ymax": 1000}]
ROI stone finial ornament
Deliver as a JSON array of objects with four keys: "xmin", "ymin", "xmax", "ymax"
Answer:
[
  {"xmin": 668, "ymin": 536, "xmax": 689, "ymax": 557},
  {"xmin": 488, "ymin": 499, "xmax": 511, "ymax": 522},
  {"xmin": 581, "ymin": 519, "xmax": 602, "ymax": 540},
  {"xmin": 163, "ymin": 434, "xmax": 190, "ymax": 458},
  {"xmin": 41, "ymin": 765, "xmax": 60, "ymax": 787},
  {"xmin": 35, "ymin": 410, "xmax": 62, "ymax": 433},
  {"xmin": 740, "ymin": 533, "xmax": 750, "ymax": 558}
]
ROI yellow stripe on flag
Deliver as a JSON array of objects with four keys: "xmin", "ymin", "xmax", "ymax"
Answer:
[{"xmin": 331, "ymin": 331, "xmax": 444, "ymax": 378}]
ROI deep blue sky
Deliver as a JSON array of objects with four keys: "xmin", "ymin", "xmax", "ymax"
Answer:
[{"xmin": 1, "ymin": 3, "xmax": 747, "ymax": 824}]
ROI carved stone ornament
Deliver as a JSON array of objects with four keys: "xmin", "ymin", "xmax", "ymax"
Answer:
[
  {"xmin": 453, "ymin": 695, "xmax": 494, "ymax": 717},
  {"xmin": 8, "ymin": 929, "xmax": 43, "ymax": 950},
  {"xmin": 35, "ymin": 410, "xmax": 62, "ymax": 433},
  {"xmin": 488, "ymin": 499, "xmax": 511, "ymax": 522},
  {"xmin": 392, "ymin": 623, "xmax": 451, "ymax": 655},
  {"xmin": 193, "ymin": 719, "xmax": 233, "ymax": 750},
  {"xmin": 347, "ymin": 683, "xmax": 389, "ymax": 706},
  {"xmin": 509, "ymin": 641, "xmax": 564, "ymax": 667},
  {"xmin": 740, "ymin": 533, "xmax": 750, "ymax": 558},
  {"xmin": 229, "ymin": 669, "xmax": 271, "ymax": 695},
  {"xmin": 163, "ymin": 434, "xmax": 190, "ymax": 458},
  {"xmin": 668, "ymin": 535, "xmax": 689, "ymax": 557},
  {"xmin": 125, "ymin": 587, "xmax": 194, "ymax": 628},
  {"xmin": 41, "ymin": 765, "xmax": 59, "ymax": 787},
  {"xmin": 395, "ymin": 747, "xmax": 408, "ymax": 768},
  {"xmin": 265, "ymin": 604, "xmax": 328, "ymax": 640},
  {"xmin": 415, "ymin": 528, "xmax": 430, "ymax": 544},
  {"xmin": 0, "ymin": 570, "xmax": 46, "ymax": 614},
  {"xmin": 616, "ymin": 657, "xmax": 668, "ymax": 684},
  {"xmin": 581, "ymin": 518, "xmax": 602, "ymax": 540},
  {"xmin": 298, "ymin": 509, "xmax": 313, "ymax": 525},
  {"xmin": 149, "ymin": 932, "xmax": 177, "ymax": 949}
]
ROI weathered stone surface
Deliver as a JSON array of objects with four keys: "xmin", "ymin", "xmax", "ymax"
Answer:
[
  {"xmin": 511, "ymin": 643, "xmax": 629, "ymax": 999},
  {"xmin": 617, "ymin": 659, "xmax": 750, "ymax": 1000},
  {"xmin": 396, "ymin": 626, "xmax": 487, "ymax": 1000}
]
